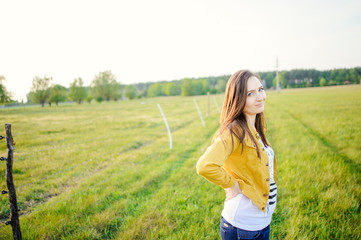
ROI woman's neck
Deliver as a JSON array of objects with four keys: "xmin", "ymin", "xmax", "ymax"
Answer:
[{"xmin": 245, "ymin": 114, "xmax": 256, "ymax": 131}]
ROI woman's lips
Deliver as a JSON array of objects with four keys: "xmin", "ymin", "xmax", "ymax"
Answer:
[{"xmin": 255, "ymin": 102, "xmax": 264, "ymax": 107}]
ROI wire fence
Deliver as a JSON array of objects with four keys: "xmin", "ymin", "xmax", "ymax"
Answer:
[
  {"xmin": 12, "ymin": 109, "xmax": 200, "ymax": 192},
  {"xmin": 0, "ymin": 95, "xmax": 222, "ymax": 234}
]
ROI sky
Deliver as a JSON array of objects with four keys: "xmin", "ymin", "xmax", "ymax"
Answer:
[{"xmin": 1, "ymin": 0, "xmax": 361, "ymax": 101}]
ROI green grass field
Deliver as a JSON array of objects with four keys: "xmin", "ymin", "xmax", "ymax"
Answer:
[{"xmin": 0, "ymin": 85, "xmax": 360, "ymax": 239}]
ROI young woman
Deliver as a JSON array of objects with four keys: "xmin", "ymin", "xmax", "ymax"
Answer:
[{"xmin": 196, "ymin": 70, "xmax": 277, "ymax": 240}]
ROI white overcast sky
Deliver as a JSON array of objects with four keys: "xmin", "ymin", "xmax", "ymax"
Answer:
[{"xmin": 1, "ymin": 0, "xmax": 361, "ymax": 101}]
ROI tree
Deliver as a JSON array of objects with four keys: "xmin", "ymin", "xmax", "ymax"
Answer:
[
  {"xmin": 0, "ymin": 75, "xmax": 12, "ymax": 103},
  {"xmin": 217, "ymin": 78, "xmax": 226, "ymax": 93},
  {"xmin": 147, "ymin": 83, "xmax": 163, "ymax": 97},
  {"xmin": 349, "ymin": 68, "xmax": 358, "ymax": 84},
  {"xmin": 181, "ymin": 79, "xmax": 193, "ymax": 96},
  {"xmin": 273, "ymin": 72, "xmax": 287, "ymax": 89},
  {"xmin": 161, "ymin": 83, "xmax": 168, "ymax": 96},
  {"xmin": 91, "ymin": 70, "xmax": 120, "ymax": 102},
  {"xmin": 192, "ymin": 81, "xmax": 203, "ymax": 95},
  {"xmin": 69, "ymin": 78, "xmax": 87, "ymax": 104},
  {"xmin": 165, "ymin": 82, "xmax": 181, "ymax": 96},
  {"xmin": 133, "ymin": 82, "xmax": 149, "ymax": 97},
  {"xmin": 279, "ymin": 72, "xmax": 287, "ymax": 88},
  {"xmin": 181, "ymin": 79, "xmax": 203, "ymax": 96},
  {"xmin": 29, "ymin": 76, "xmax": 52, "ymax": 107},
  {"xmin": 319, "ymin": 77, "xmax": 327, "ymax": 87},
  {"xmin": 201, "ymin": 79, "xmax": 210, "ymax": 94},
  {"xmin": 328, "ymin": 80, "xmax": 336, "ymax": 86},
  {"xmin": 49, "ymin": 84, "xmax": 67, "ymax": 106},
  {"xmin": 110, "ymin": 82, "xmax": 122, "ymax": 101},
  {"xmin": 263, "ymin": 72, "xmax": 275, "ymax": 89},
  {"xmin": 138, "ymin": 89, "xmax": 147, "ymax": 98},
  {"xmin": 124, "ymin": 85, "xmax": 137, "ymax": 99},
  {"xmin": 85, "ymin": 95, "xmax": 93, "ymax": 103}
]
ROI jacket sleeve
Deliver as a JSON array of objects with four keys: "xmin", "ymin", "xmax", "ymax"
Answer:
[{"xmin": 196, "ymin": 130, "xmax": 240, "ymax": 188}]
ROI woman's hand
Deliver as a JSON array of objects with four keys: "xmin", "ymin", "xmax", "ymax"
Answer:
[{"xmin": 224, "ymin": 181, "xmax": 242, "ymax": 201}]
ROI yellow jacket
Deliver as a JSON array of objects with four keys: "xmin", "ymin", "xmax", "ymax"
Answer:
[{"xmin": 196, "ymin": 125, "xmax": 277, "ymax": 212}]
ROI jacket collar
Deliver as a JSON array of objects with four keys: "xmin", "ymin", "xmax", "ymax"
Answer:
[
  {"xmin": 242, "ymin": 122, "xmax": 259, "ymax": 148},
  {"xmin": 247, "ymin": 122, "xmax": 260, "ymax": 139}
]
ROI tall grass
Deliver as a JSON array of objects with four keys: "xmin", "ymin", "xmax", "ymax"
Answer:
[{"xmin": 0, "ymin": 85, "xmax": 360, "ymax": 239}]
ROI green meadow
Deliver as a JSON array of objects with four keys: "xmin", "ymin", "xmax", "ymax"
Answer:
[{"xmin": 0, "ymin": 85, "xmax": 360, "ymax": 239}]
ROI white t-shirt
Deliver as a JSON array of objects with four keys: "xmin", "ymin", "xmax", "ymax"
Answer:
[{"xmin": 221, "ymin": 138, "xmax": 277, "ymax": 231}]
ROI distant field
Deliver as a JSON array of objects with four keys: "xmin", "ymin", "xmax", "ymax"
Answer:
[{"xmin": 0, "ymin": 85, "xmax": 360, "ymax": 239}]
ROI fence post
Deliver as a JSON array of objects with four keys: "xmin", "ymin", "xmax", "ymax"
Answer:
[{"xmin": 4, "ymin": 123, "xmax": 22, "ymax": 240}]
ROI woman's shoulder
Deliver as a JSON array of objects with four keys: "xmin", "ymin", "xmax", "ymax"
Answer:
[{"xmin": 214, "ymin": 124, "xmax": 245, "ymax": 147}]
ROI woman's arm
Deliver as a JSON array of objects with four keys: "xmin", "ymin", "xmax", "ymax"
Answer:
[
  {"xmin": 196, "ymin": 130, "xmax": 240, "ymax": 189},
  {"xmin": 224, "ymin": 181, "xmax": 242, "ymax": 200}
]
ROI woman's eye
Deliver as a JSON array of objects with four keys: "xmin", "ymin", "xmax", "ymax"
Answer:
[
  {"xmin": 259, "ymin": 87, "xmax": 264, "ymax": 92},
  {"xmin": 247, "ymin": 92, "xmax": 254, "ymax": 96}
]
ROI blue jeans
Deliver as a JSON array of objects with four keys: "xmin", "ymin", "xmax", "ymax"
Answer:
[{"xmin": 220, "ymin": 217, "xmax": 270, "ymax": 240}]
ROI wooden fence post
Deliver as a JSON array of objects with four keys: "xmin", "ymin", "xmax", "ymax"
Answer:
[{"xmin": 4, "ymin": 123, "xmax": 22, "ymax": 240}]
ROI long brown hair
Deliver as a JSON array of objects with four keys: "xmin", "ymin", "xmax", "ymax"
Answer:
[{"xmin": 215, "ymin": 70, "xmax": 268, "ymax": 158}]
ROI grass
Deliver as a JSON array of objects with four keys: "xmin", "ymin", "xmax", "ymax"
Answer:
[
  {"xmin": 0, "ymin": 85, "xmax": 360, "ymax": 239},
  {"xmin": 266, "ymin": 85, "xmax": 361, "ymax": 239}
]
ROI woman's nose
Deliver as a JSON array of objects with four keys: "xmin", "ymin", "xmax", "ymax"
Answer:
[{"xmin": 256, "ymin": 92, "xmax": 263, "ymax": 101}]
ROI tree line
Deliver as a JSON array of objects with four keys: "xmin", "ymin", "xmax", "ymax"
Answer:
[
  {"xmin": 140, "ymin": 67, "xmax": 361, "ymax": 97},
  {"xmin": 24, "ymin": 71, "xmax": 125, "ymax": 107},
  {"xmin": 0, "ymin": 75, "xmax": 12, "ymax": 103},
  {"xmin": 258, "ymin": 67, "xmax": 361, "ymax": 89},
  {"xmin": 0, "ymin": 67, "xmax": 360, "ymax": 106}
]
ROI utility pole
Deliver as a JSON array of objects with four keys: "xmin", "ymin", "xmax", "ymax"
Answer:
[{"xmin": 275, "ymin": 57, "xmax": 280, "ymax": 94}]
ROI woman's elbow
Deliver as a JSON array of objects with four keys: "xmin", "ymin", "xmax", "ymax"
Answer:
[
  {"xmin": 196, "ymin": 160, "xmax": 210, "ymax": 176},
  {"xmin": 196, "ymin": 161, "xmax": 205, "ymax": 176}
]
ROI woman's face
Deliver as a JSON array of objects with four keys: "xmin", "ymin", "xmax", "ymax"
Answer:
[{"xmin": 243, "ymin": 76, "xmax": 266, "ymax": 117}]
